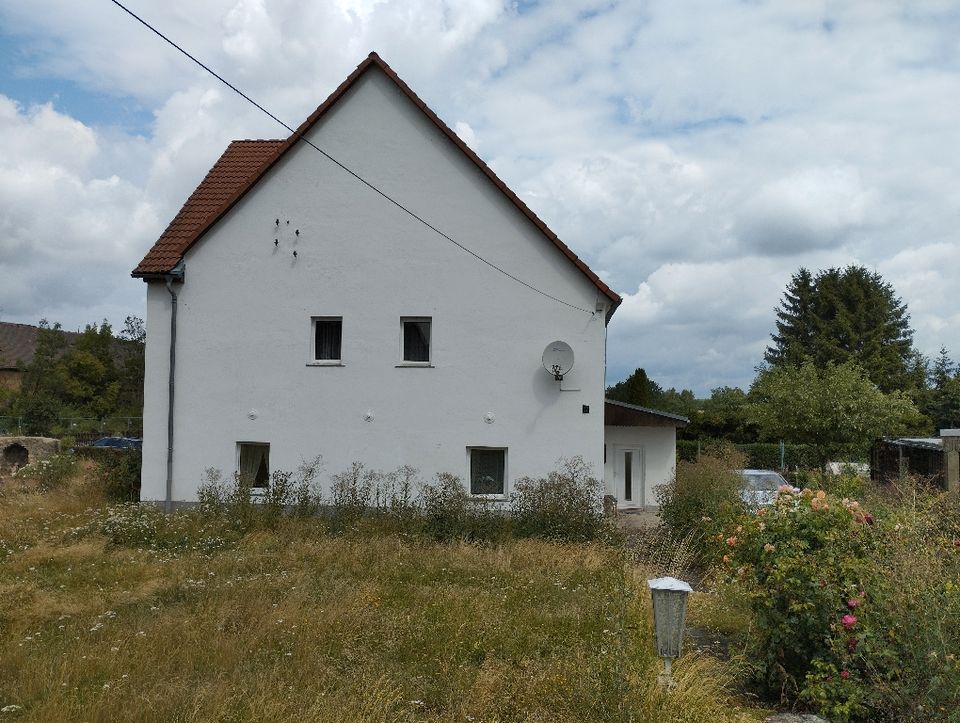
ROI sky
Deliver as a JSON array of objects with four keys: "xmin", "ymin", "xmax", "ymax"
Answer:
[{"xmin": 1, "ymin": 0, "xmax": 959, "ymax": 395}]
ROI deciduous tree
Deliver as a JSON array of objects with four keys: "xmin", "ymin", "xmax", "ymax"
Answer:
[{"xmin": 750, "ymin": 360, "xmax": 924, "ymax": 467}]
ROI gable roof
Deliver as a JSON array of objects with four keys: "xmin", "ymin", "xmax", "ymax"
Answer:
[{"xmin": 132, "ymin": 52, "xmax": 621, "ymax": 315}]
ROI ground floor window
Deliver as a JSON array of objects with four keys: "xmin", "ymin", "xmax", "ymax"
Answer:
[
  {"xmin": 469, "ymin": 447, "xmax": 506, "ymax": 496},
  {"xmin": 238, "ymin": 442, "xmax": 270, "ymax": 488}
]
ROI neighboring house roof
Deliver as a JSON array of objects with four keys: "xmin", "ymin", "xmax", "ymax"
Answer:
[
  {"xmin": 132, "ymin": 52, "xmax": 621, "ymax": 316},
  {"xmin": 879, "ymin": 437, "xmax": 943, "ymax": 451},
  {"xmin": 604, "ymin": 399, "xmax": 690, "ymax": 428},
  {"xmin": 0, "ymin": 322, "xmax": 78, "ymax": 370}
]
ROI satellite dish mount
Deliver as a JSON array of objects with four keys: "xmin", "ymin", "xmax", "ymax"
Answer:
[{"xmin": 542, "ymin": 341, "xmax": 574, "ymax": 382}]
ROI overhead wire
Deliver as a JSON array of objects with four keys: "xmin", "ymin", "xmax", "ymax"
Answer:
[{"xmin": 107, "ymin": 0, "xmax": 597, "ymax": 316}]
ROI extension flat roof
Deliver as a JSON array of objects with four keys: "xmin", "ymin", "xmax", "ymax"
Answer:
[
  {"xmin": 132, "ymin": 52, "xmax": 621, "ymax": 317},
  {"xmin": 604, "ymin": 399, "xmax": 690, "ymax": 428}
]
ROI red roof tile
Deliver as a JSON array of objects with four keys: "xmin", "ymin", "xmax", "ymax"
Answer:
[
  {"xmin": 132, "ymin": 53, "xmax": 621, "ymax": 313},
  {"xmin": 133, "ymin": 140, "xmax": 284, "ymax": 275}
]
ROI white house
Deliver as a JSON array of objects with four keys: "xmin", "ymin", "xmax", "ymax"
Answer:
[{"xmin": 133, "ymin": 53, "xmax": 685, "ymax": 510}]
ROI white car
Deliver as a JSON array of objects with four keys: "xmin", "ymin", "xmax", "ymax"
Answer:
[{"xmin": 736, "ymin": 469, "xmax": 793, "ymax": 507}]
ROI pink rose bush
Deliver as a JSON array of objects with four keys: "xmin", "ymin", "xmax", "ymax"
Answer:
[{"xmin": 718, "ymin": 485, "xmax": 877, "ymax": 721}]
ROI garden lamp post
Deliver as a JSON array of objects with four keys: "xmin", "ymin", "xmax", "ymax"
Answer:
[{"xmin": 648, "ymin": 576, "xmax": 693, "ymax": 688}]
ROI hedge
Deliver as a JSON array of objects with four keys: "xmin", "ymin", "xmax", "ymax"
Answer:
[{"xmin": 677, "ymin": 440, "xmax": 868, "ymax": 471}]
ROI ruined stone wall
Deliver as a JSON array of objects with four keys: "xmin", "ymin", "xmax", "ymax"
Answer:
[{"xmin": 0, "ymin": 437, "xmax": 60, "ymax": 477}]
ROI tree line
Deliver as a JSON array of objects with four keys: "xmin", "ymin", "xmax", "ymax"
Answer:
[
  {"xmin": 608, "ymin": 265, "xmax": 960, "ymax": 465},
  {"xmin": 0, "ymin": 317, "xmax": 145, "ymax": 437}
]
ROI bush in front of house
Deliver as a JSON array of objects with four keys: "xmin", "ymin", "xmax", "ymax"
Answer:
[
  {"xmin": 657, "ymin": 447, "xmax": 747, "ymax": 561},
  {"xmin": 510, "ymin": 456, "xmax": 612, "ymax": 543},
  {"xmin": 418, "ymin": 472, "xmax": 510, "ymax": 543}
]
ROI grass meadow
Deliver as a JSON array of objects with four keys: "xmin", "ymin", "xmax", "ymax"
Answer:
[{"xmin": 0, "ymin": 462, "xmax": 765, "ymax": 722}]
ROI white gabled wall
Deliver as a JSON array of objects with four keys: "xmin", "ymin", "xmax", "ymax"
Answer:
[
  {"xmin": 140, "ymin": 67, "xmax": 610, "ymax": 502},
  {"xmin": 603, "ymin": 426, "xmax": 677, "ymax": 509}
]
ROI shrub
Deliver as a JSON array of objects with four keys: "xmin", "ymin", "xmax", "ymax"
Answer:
[
  {"xmin": 720, "ymin": 487, "xmax": 876, "ymax": 719},
  {"xmin": 418, "ymin": 472, "xmax": 508, "ymax": 543},
  {"xmin": 657, "ymin": 448, "xmax": 747, "ymax": 561},
  {"xmin": 13, "ymin": 453, "xmax": 77, "ymax": 489},
  {"xmin": 196, "ymin": 457, "xmax": 323, "ymax": 532},
  {"xmin": 510, "ymin": 456, "xmax": 611, "ymax": 542},
  {"xmin": 87, "ymin": 449, "xmax": 141, "ymax": 501}
]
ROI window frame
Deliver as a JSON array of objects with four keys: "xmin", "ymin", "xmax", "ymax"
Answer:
[
  {"xmin": 399, "ymin": 316, "xmax": 433, "ymax": 366},
  {"xmin": 236, "ymin": 441, "xmax": 270, "ymax": 493},
  {"xmin": 308, "ymin": 316, "xmax": 344, "ymax": 366},
  {"xmin": 467, "ymin": 446, "xmax": 508, "ymax": 499}
]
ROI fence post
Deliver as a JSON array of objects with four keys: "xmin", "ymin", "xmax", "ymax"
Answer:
[{"xmin": 779, "ymin": 440, "xmax": 785, "ymax": 471}]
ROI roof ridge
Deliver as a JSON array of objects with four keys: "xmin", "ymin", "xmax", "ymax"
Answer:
[{"xmin": 132, "ymin": 53, "xmax": 621, "ymax": 314}]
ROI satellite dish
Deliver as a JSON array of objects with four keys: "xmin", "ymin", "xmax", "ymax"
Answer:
[{"xmin": 542, "ymin": 341, "xmax": 574, "ymax": 381}]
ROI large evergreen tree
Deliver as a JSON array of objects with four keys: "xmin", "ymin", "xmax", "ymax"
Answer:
[{"xmin": 765, "ymin": 265, "xmax": 919, "ymax": 393}]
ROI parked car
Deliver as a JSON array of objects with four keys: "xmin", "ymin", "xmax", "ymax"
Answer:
[
  {"xmin": 736, "ymin": 469, "xmax": 793, "ymax": 507},
  {"xmin": 91, "ymin": 437, "xmax": 142, "ymax": 449}
]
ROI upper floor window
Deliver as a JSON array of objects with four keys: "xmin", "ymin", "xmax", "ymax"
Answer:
[
  {"xmin": 401, "ymin": 317, "xmax": 431, "ymax": 364},
  {"xmin": 313, "ymin": 317, "xmax": 342, "ymax": 363}
]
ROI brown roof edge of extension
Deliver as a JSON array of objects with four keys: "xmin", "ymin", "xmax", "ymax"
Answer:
[
  {"xmin": 604, "ymin": 399, "xmax": 690, "ymax": 428},
  {"xmin": 132, "ymin": 52, "xmax": 622, "ymax": 319}
]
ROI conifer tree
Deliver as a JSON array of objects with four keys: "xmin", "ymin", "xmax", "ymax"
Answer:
[{"xmin": 765, "ymin": 266, "xmax": 918, "ymax": 393}]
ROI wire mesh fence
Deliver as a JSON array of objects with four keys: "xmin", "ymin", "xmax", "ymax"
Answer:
[{"xmin": 0, "ymin": 417, "xmax": 143, "ymax": 443}]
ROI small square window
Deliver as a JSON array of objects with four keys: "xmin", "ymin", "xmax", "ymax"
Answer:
[
  {"xmin": 313, "ymin": 317, "xmax": 342, "ymax": 361},
  {"xmin": 469, "ymin": 447, "xmax": 506, "ymax": 496},
  {"xmin": 238, "ymin": 442, "xmax": 270, "ymax": 489},
  {"xmin": 401, "ymin": 317, "xmax": 431, "ymax": 363}
]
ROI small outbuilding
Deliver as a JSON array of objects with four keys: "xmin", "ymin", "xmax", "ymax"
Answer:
[
  {"xmin": 603, "ymin": 399, "xmax": 689, "ymax": 510},
  {"xmin": 871, "ymin": 429, "xmax": 960, "ymax": 493}
]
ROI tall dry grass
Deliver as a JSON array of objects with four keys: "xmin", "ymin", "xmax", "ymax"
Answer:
[{"xmin": 0, "ymin": 469, "xmax": 760, "ymax": 722}]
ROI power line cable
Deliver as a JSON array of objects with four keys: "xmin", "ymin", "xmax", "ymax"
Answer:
[{"xmin": 108, "ymin": 0, "xmax": 596, "ymax": 315}]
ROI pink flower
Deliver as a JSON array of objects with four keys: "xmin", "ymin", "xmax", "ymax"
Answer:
[
  {"xmin": 726, "ymin": 536, "xmax": 738, "ymax": 547},
  {"xmin": 840, "ymin": 670, "xmax": 850, "ymax": 680},
  {"xmin": 847, "ymin": 597, "xmax": 861, "ymax": 608},
  {"xmin": 842, "ymin": 614, "xmax": 858, "ymax": 629}
]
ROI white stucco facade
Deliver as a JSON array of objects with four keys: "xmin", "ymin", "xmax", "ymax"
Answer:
[
  {"xmin": 603, "ymin": 425, "xmax": 678, "ymax": 509},
  {"xmin": 140, "ymin": 65, "xmax": 615, "ymax": 502}
]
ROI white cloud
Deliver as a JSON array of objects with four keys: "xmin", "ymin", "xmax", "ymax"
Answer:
[{"xmin": 1, "ymin": 0, "xmax": 959, "ymax": 393}]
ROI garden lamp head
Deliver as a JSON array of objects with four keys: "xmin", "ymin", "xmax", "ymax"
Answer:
[{"xmin": 648, "ymin": 576, "xmax": 693, "ymax": 688}]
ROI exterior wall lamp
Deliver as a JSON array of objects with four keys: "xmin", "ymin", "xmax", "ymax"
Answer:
[{"xmin": 648, "ymin": 576, "xmax": 693, "ymax": 688}]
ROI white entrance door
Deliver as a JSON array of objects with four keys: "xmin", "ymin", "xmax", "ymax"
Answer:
[{"xmin": 614, "ymin": 446, "xmax": 644, "ymax": 508}]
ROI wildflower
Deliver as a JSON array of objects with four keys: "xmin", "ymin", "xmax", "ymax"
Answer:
[
  {"xmin": 842, "ymin": 614, "xmax": 858, "ymax": 629},
  {"xmin": 726, "ymin": 536, "xmax": 737, "ymax": 547},
  {"xmin": 847, "ymin": 597, "xmax": 861, "ymax": 608},
  {"xmin": 779, "ymin": 484, "xmax": 795, "ymax": 495},
  {"xmin": 722, "ymin": 554, "xmax": 730, "ymax": 563},
  {"xmin": 847, "ymin": 637, "xmax": 858, "ymax": 652},
  {"xmin": 840, "ymin": 670, "xmax": 850, "ymax": 680},
  {"xmin": 1, "ymin": 705, "xmax": 23, "ymax": 713},
  {"xmin": 763, "ymin": 543, "xmax": 775, "ymax": 553}
]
